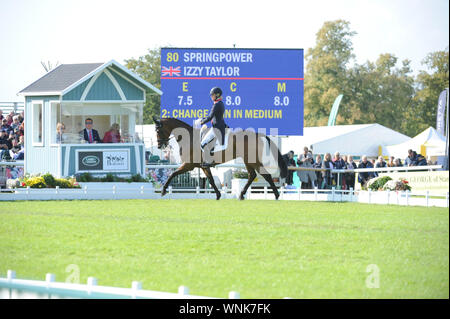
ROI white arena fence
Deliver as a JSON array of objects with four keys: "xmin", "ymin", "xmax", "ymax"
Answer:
[
  {"xmin": 0, "ymin": 163, "xmax": 448, "ymax": 207},
  {"xmin": 0, "ymin": 270, "xmax": 242, "ymax": 299},
  {"xmin": 0, "ymin": 182, "xmax": 448, "ymax": 208}
]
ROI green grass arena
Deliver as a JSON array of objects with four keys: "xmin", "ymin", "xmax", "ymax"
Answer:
[{"xmin": 0, "ymin": 199, "xmax": 448, "ymax": 298}]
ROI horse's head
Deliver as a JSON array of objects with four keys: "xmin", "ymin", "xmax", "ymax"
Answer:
[{"xmin": 153, "ymin": 116, "xmax": 171, "ymax": 149}]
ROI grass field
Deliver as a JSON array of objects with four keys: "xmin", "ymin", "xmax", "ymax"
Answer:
[{"xmin": 0, "ymin": 199, "xmax": 448, "ymax": 298}]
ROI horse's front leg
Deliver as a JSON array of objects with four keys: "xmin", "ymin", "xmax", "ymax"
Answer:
[
  {"xmin": 161, "ymin": 163, "xmax": 194, "ymax": 196},
  {"xmin": 202, "ymin": 167, "xmax": 221, "ymax": 200},
  {"xmin": 239, "ymin": 167, "xmax": 257, "ymax": 200}
]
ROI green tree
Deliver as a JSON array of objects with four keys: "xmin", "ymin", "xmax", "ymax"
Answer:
[
  {"xmin": 405, "ymin": 49, "xmax": 449, "ymax": 136},
  {"xmin": 345, "ymin": 54, "xmax": 415, "ymax": 132},
  {"xmin": 125, "ymin": 48, "xmax": 161, "ymax": 124},
  {"xmin": 304, "ymin": 20, "xmax": 356, "ymax": 126}
]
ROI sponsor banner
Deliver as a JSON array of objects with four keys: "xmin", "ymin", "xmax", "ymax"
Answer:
[
  {"xmin": 76, "ymin": 150, "xmax": 130, "ymax": 172},
  {"xmin": 436, "ymin": 89, "xmax": 447, "ymax": 136},
  {"xmin": 103, "ymin": 151, "xmax": 129, "ymax": 170},
  {"xmin": 379, "ymin": 171, "xmax": 449, "ymax": 192},
  {"xmin": 78, "ymin": 151, "xmax": 103, "ymax": 171}
]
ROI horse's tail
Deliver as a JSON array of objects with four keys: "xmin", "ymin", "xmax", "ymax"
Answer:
[{"xmin": 264, "ymin": 136, "xmax": 288, "ymax": 179}]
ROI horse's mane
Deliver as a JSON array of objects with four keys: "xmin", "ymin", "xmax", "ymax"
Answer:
[{"xmin": 162, "ymin": 117, "xmax": 193, "ymax": 130}]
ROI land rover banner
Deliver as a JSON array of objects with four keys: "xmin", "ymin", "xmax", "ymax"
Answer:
[
  {"xmin": 78, "ymin": 151, "xmax": 103, "ymax": 171},
  {"xmin": 77, "ymin": 150, "xmax": 129, "ymax": 172}
]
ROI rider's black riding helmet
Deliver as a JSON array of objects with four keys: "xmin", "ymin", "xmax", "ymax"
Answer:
[{"xmin": 210, "ymin": 87, "xmax": 222, "ymax": 100}]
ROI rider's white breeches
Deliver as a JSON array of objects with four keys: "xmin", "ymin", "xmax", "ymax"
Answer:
[{"xmin": 201, "ymin": 128, "xmax": 216, "ymax": 148}]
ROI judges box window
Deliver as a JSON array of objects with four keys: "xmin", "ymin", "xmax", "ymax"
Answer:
[
  {"xmin": 32, "ymin": 101, "xmax": 44, "ymax": 146},
  {"xmin": 50, "ymin": 101, "xmax": 62, "ymax": 144}
]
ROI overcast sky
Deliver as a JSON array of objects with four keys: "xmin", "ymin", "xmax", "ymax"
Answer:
[{"xmin": 0, "ymin": 0, "xmax": 448, "ymax": 101}]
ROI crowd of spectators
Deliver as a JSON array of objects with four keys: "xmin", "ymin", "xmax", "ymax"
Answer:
[
  {"xmin": 0, "ymin": 110, "xmax": 24, "ymax": 161},
  {"xmin": 282, "ymin": 146, "xmax": 430, "ymax": 190}
]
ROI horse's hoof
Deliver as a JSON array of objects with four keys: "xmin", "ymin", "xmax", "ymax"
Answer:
[
  {"xmin": 239, "ymin": 195, "xmax": 245, "ymax": 200},
  {"xmin": 161, "ymin": 189, "xmax": 166, "ymax": 197},
  {"xmin": 216, "ymin": 193, "xmax": 221, "ymax": 200}
]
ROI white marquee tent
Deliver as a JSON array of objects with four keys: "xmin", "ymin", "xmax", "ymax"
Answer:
[
  {"xmin": 382, "ymin": 127, "xmax": 446, "ymax": 158},
  {"xmin": 281, "ymin": 123, "xmax": 411, "ymax": 157}
]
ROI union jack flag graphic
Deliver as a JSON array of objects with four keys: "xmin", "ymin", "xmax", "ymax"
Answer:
[{"xmin": 161, "ymin": 66, "xmax": 181, "ymax": 77}]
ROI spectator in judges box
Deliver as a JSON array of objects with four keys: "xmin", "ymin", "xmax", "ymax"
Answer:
[
  {"xmin": 80, "ymin": 118, "xmax": 101, "ymax": 144},
  {"xmin": 103, "ymin": 123, "xmax": 122, "ymax": 143}
]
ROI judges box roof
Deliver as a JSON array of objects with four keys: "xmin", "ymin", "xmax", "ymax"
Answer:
[{"xmin": 18, "ymin": 60, "xmax": 162, "ymax": 102}]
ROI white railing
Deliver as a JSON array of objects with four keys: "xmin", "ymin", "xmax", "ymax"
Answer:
[
  {"xmin": 1, "ymin": 184, "xmax": 448, "ymax": 207},
  {"xmin": 0, "ymin": 270, "xmax": 241, "ymax": 299},
  {"xmin": 0, "ymin": 161, "xmax": 24, "ymax": 167},
  {"xmin": 0, "ymin": 102, "xmax": 24, "ymax": 114},
  {"xmin": 246, "ymin": 186, "xmax": 449, "ymax": 208}
]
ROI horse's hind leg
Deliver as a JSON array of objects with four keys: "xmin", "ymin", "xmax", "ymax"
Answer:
[
  {"xmin": 202, "ymin": 167, "xmax": 221, "ymax": 200},
  {"xmin": 239, "ymin": 166, "xmax": 257, "ymax": 200},
  {"xmin": 260, "ymin": 173, "xmax": 280, "ymax": 200},
  {"xmin": 161, "ymin": 163, "xmax": 193, "ymax": 196}
]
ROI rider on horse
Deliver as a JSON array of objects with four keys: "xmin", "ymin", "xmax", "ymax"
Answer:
[{"xmin": 199, "ymin": 87, "xmax": 228, "ymax": 167}]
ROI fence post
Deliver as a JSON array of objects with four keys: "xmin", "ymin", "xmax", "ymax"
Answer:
[
  {"xmin": 446, "ymin": 192, "xmax": 449, "ymax": 208},
  {"xmin": 298, "ymin": 187, "xmax": 301, "ymax": 201},
  {"xmin": 264, "ymin": 186, "xmax": 267, "ymax": 200},
  {"xmin": 26, "ymin": 186, "xmax": 30, "ymax": 195},
  {"xmin": 178, "ymin": 286, "xmax": 189, "ymax": 296},
  {"xmin": 425, "ymin": 190, "xmax": 429, "ymax": 208},
  {"xmin": 229, "ymin": 291, "xmax": 240, "ymax": 299},
  {"xmin": 131, "ymin": 281, "xmax": 142, "ymax": 299},
  {"xmin": 168, "ymin": 186, "xmax": 173, "ymax": 199},
  {"xmin": 386, "ymin": 190, "xmax": 390, "ymax": 205},
  {"xmin": 196, "ymin": 186, "xmax": 200, "ymax": 199},
  {"xmin": 248, "ymin": 186, "xmax": 252, "ymax": 199},
  {"xmin": 314, "ymin": 187, "xmax": 318, "ymax": 201},
  {"xmin": 55, "ymin": 186, "xmax": 59, "ymax": 195},
  {"xmin": 140, "ymin": 186, "xmax": 144, "ymax": 195},
  {"xmin": 84, "ymin": 186, "xmax": 88, "ymax": 195},
  {"xmin": 7, "ymin": 270, "xmax": 16, "ymax": 299},
  {"xmin": 280, "ymin": 186, "xmax": 284, "ymax": 200},
  {"xmin": 332, "ymin": 187, "xmax": 335, "ymax": 201},
  {"xmin": 7, "ymin": 270, "xmax": 16, "ymax": 280},
  {"xmin": 46, "ymin": 273, "xmax": 55, "ymax": 299},
  {"xmin": 406, "ymin": 190, "xmax": 409, "ymax": 206},
  {"xmin": 350, "ymin": 187, "xmax": 354, "ymax": 202},
  {"xmin": 368, "ymin": 189, "xmax": 371, "ymax": 204},
  {"xmin": 87, "ymin": 277, "xmax": 97, "ymax": 296}
]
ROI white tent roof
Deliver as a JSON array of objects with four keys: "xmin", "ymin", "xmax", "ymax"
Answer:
[
  {"xmin": 281, "ymin": 123, "xmax": 411, "ymax": 157},
  {"xmin": 383, "ymin": 127, "xmax": 446, "ymax": 157}
]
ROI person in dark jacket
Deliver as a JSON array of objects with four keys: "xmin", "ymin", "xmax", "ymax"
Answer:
[
  {"xmin": 321, "ymin": 153, "xmax": 334, "ymax": 189},
  {"xmin": 345, "ymin": 155, "xmax": 357, "ymax": 190},
  {"xmin": 332, "ymin": 152, "xmax": 346, "ymax": 189},
  {"xmin": 374, "ymin": 156, "xmax": 387, "ymax": 177},
  {"xmin": 313, "ymin": 155, "xmax": 323, "ymax": 189},
  {"xmin": 79, "ymin": 118, "xmax": 101, "ymax": 144},
  {"xmin": 412, "ymin": 151, "xmax": 427, "ymax": 166},
  {"xmin": 358, "ymin": 155, "xmax": 374, "ymax": 187},
  {"xmin": 0, "ymin": 128, "xmax": 12, "ymax": 159},
  {"xmin": 199, "ymin": 87, "xmax": 228, "ymax": 167},
  {"xmin": 282, "ymin": 151, "xmax": 296, "ymax": 185}
]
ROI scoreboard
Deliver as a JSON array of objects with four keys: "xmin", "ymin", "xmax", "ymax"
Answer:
[{"xmin": 160, "ymin": 48, "xmax": 304, "ymax": 135}]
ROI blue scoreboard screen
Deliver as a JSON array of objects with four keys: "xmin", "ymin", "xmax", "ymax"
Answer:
[{"xmin": 160, "ymin": 48, "xmax": 304, "ymax": 135}]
